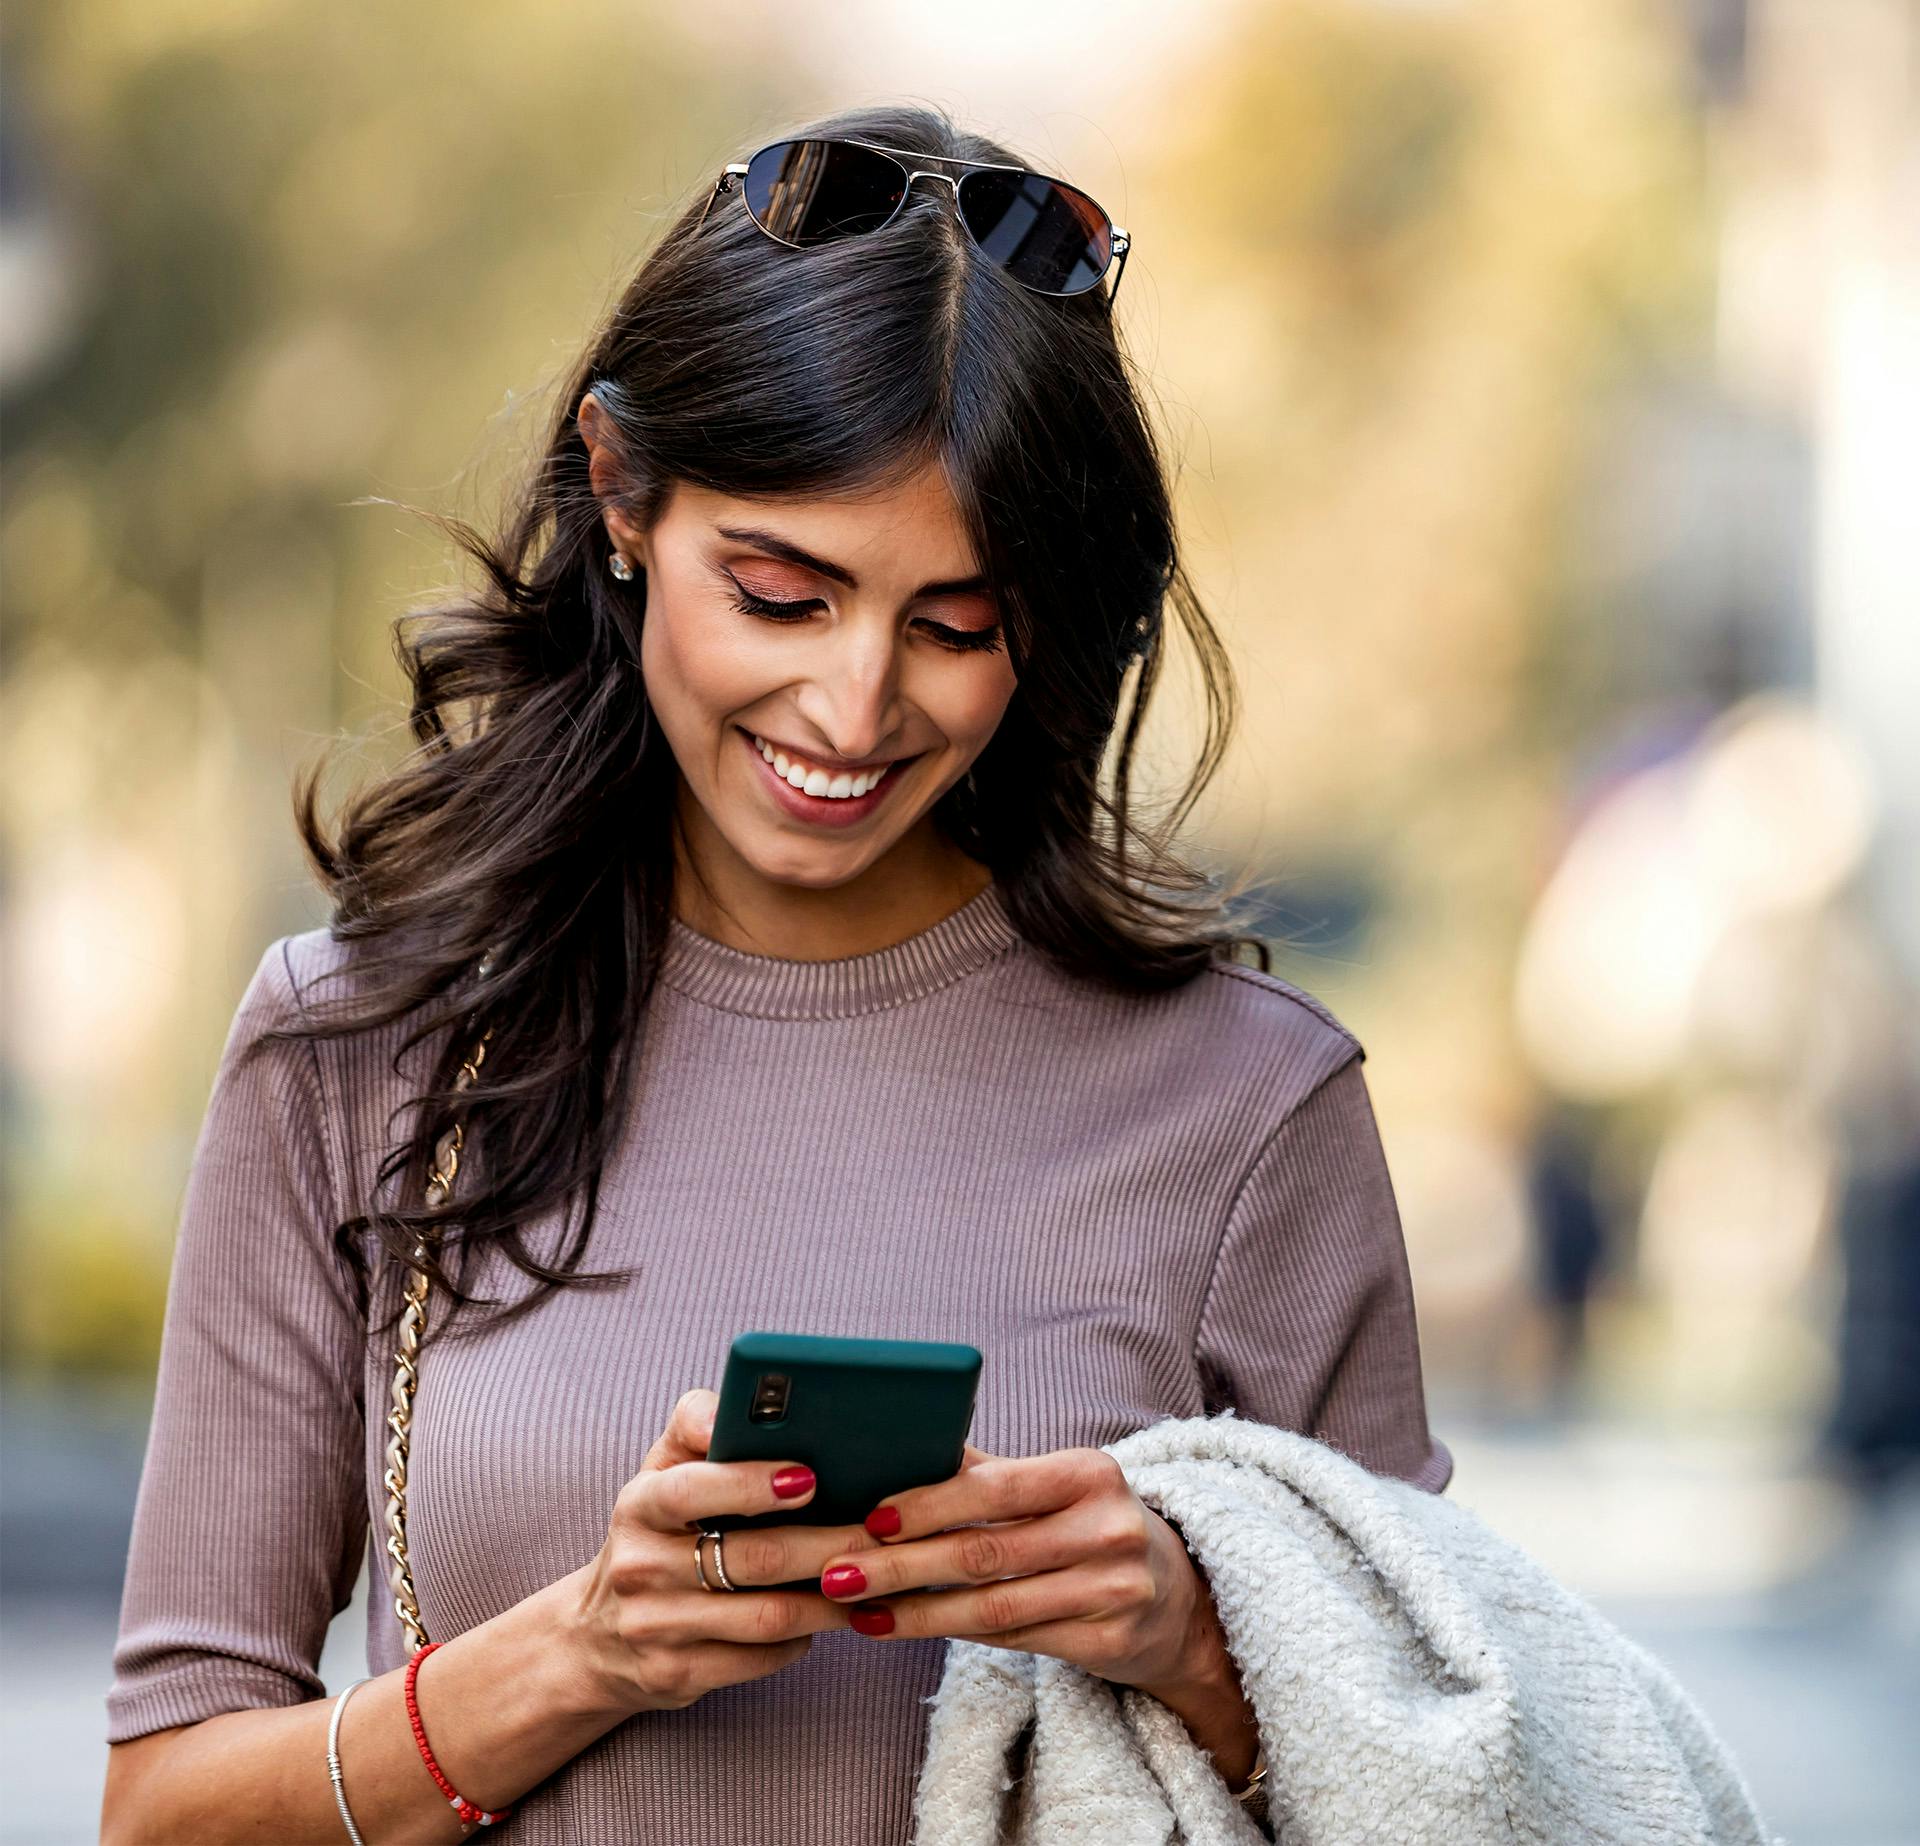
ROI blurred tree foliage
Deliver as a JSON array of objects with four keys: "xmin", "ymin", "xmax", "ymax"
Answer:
[
  {"xmin": 0, "ymin": 0, "xmax": 1710, "ymax": 1375},
  {"xmin": 1136, "ymin": 0, "xmax": 1710, "ymax": 1131},
  {"xmin": 0, "ymin": 0, "xmax": 793, "ymax": 1374}
]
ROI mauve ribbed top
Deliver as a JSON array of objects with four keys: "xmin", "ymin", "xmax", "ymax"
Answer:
[{"xmin": 106, "ymin": 879, "xmax": 1451, "ymax": 1842}]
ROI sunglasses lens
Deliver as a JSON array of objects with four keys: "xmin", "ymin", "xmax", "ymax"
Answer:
[
  {"xmin": 742, "ymin": 139, "xmax": 907, "ymax": 246},
  {"xmin": 957, "ymin": 171, "xmax": 1113, "ymax": 295}
]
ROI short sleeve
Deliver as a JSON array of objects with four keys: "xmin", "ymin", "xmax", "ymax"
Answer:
[
  {"xmin": 1194, "ymin": 1053, "xmax": 1453, "ymax": 1494},
  {"xmin": 105, "ymin": 938, "xmax": 368, "ymax": 1742}
]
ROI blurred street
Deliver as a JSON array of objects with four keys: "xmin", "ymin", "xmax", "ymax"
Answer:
[
  {"xmin": 4, "ymin": 1384, "xmax": 1915, "ymax": 1845},
  {"xmin": 4, "ymin": 0, "xmax": 1917, "ymax": 1841}
]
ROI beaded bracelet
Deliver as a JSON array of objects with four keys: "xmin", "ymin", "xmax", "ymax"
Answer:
[{"xmin": 404, "ymin": 1643, "xmax": 515, "ymax": 1827}]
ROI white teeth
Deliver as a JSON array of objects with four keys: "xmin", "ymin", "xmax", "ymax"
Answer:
[{"xmin": 752, "ymin": 734, "xmax": 889, "ymax": 800}]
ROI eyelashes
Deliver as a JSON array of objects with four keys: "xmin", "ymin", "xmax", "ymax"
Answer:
[
  {"xmin": 724, "ymin": 578, "xmax": 1005, "ymax": 656},
  {"xmin": 724, "ymin": 582, "xmax": 820, "ymax": 623}
]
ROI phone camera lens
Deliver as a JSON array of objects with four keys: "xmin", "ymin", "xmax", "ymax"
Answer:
[{"xmin": 749, "ymin": 1372, "xmax": 791, "ymax": 1425}]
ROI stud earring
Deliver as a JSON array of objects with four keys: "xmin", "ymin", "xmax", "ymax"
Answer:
[{"xmin": 608, "ymin": 552, "xmax": 635, "ymax": 582}]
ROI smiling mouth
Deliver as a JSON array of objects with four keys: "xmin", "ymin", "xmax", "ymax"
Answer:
[{"xmin": 736, "ymin": 725, "xmax": 923, "ymax": 802}]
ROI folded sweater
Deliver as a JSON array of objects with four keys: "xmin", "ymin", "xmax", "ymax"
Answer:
[{"xmin": 912, "ymin": 1413, "xmax": 1780, "ymax": 1846}]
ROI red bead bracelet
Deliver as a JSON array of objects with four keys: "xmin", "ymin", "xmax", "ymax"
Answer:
[{"xmin": 404, "ymin": 1643, "xmax": 515, "ymax": 1827}]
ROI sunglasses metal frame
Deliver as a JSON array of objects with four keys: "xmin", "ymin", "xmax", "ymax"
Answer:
[{"xmin": 697, "ymin": 135, "xmax": 1131, "ymax": 302}]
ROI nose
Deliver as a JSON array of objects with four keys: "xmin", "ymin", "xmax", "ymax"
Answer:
[{"xmin": 796, "ymin": 620, "xmax": 907, "ymax": 765}]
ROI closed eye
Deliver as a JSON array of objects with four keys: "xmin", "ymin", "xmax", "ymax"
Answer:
[
  {"xmin": 727, "ymin": 582, "xmax": 821, "ymax": 622},
  {"xmin": 724, "ymin": 579, "xmax": 1004, "ymax": 656}
]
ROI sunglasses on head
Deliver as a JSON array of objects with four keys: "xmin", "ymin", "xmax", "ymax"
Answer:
[{"xmin": 697, "ymin": 135, "xmax": 1131, "ymax": 302}]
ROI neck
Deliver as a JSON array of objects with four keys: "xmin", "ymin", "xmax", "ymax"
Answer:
[{"xmin": 671, "ymin": 816, "xmax": 995, "ymax": 963}]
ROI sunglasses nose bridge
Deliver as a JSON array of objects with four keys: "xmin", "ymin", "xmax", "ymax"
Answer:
[{"xmin": 903, "ymin": 168, "xmax": 963, "ymax": 199}]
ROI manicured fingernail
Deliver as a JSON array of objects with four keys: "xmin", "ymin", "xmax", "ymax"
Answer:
[
  {"xmin": 821, "ymin": 1564, "xmax": 867, "ymax": 1599},
  {"xmin": 864, "ymin": 1504, "xmax": 902, "ymax": 1537},
  {"xmin": 771, "ymin": 1466, "xmax": 815, "ymax": 1500},
  {"xmin": 849, "ymin": 1604, "xmax": 895, "ymax": 1637}
]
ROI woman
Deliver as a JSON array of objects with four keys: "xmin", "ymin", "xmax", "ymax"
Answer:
[{"xmin": 102, "ymin": 102, "xmax": 1450, "ymax": 1844}]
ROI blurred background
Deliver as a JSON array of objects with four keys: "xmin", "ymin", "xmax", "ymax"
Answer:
[{"xmin": 3, "ymin": 0, "xmax": 1916, "ymax": 1839}]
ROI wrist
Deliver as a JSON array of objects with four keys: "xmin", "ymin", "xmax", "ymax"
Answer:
[
  {"xmin": 1146, "ymin": 1541, "xmax": 1264, "ymax": 1788},
  {"xmin": 1138, "ymin": 1598, "xmax": 1259, "ymax": 1789},
  {"xmin": 542, "ymin": 1560, "xmax": 641, "ymax": 1726},
  {"xmin": 393, "ymin": 1564, "xmax": 634, "ymax": 1824}
]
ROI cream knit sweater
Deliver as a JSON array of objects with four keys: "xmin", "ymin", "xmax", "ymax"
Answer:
[{"xmin": 910, "ymin": 1413, "xmax": 1779, "ymax": 1846}]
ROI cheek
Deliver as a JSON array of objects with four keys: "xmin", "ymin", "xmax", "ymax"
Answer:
[
  {"xmin": 640, "ymin": 587, "xmax": 757, "ymax": 739},
  {"xmin": 934, "ymin": 658, "xmax": 1019, "ymax": 750}
]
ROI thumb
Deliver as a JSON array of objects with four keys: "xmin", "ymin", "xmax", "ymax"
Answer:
[{"xmin": 642, "ymin": 1387, "xmax": 720, "ymax": 1470}]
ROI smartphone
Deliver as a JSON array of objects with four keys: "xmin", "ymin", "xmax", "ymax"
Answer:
[{"xmin": 703, "ymin": 1331, "xmax": 983, "ymax": 1588}]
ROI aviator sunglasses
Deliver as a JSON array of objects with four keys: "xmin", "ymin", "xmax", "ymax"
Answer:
[{"xmin": 697, "ymin": 136, "xmax": 1131, "ymax": 302}]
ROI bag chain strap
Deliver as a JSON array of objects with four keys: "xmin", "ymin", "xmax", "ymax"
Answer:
[{"xmin": 382, "ymin": 1008, "xmax": 494, "ymax": 1656}]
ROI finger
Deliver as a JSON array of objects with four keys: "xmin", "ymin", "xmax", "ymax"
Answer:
[
  {"xmin": 820, "ymin": 1498, "xmax": 1120, "ymax": 1603},
  {"xmin": 620, "ymin": 1453, "xmax": 819, "ymax": 1536},
  {"xmin": 639, "ymin": 1388, "xmax": 720, "ymax": 1472},
  {"xmin": 668, "ymin": 1571, "xmax": 856, "ymax": 1642},
  {"xmin": 702, "ymin": 1513, "xmax": 887, "ymax": 1582},
  {"xmin": 668, "ymin": 1635, "xmax": 818, "ymax": 1695},
  {"xmin": 945, "ymin": 1616, "xmax": 1107, "ymax": 1656},
  {"xmin": 848, "ymin": 1562, "xmax": 1124, "ymax": 1643},
  {"xmin": 865, "ymin": 1448, "xmax": 1110, "ymax": 1546}
]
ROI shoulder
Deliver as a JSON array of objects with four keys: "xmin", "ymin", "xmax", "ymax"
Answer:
[
  {"xmin": 277, "ymin": 925, "xmax": 358, "ymax": 1014},
  {"xmin": 1009, "ymin": 935, "xmax": 1362, "ymax": 1071},
  {"xmin": 1199, "ymin": 957, "xmax": 1365, "ymax": 1065},
  {"xmin": 1174, "ymin": 957, "xmax": 1368, "ymax": 1131},
  {"xmin": 216, "ymin": 927, "xmax": 355, "ymax": 1028},
  {"xmin": 1004, "ymin": 937, "xmax": 1365, "ymax": 1138},
  {"xmin": 1150, "ymin": 951, "xmax": 1366, "ymax": 1083},
  {"xmin": 216, "ymin": 929, "xmax": 363, "ymax": 1123}
]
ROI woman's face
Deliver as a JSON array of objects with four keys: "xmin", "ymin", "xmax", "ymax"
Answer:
[{"xmin": 590, "ymin": 429, "xmax": 1018, "ymax": 896}]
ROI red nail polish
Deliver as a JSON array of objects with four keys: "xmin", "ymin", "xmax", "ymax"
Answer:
[
  {"xmin": 771, "ymin": 1466, "xmax": 815, "ymax": 1500},
  {"xmin": 864, "ymin": 1504, "xmax": 902, "ymax": 1537},
  {"xmin": 822, "ymin": 1564, "xmax": 867, "ymax": 1599},
  {"xmin": 850, "ymin": 1605, "xmax": 895, "ymax": 1637}
]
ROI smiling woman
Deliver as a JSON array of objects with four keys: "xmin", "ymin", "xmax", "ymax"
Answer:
[
  {"xmin": 587, "ymin": 459, "xmax": 1024, "ymax": 934},
  {"xmin": 102, "ymin": 98, "xmax": 1449, "ymax": 1846}
]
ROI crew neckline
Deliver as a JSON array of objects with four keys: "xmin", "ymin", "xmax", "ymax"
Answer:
[{"xmin": 657, "ymin": 880, "xmax": 1021, "ymax": 1020}]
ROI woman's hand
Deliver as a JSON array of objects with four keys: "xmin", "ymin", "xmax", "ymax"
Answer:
[
  {"xmin": 568, "ymin": 1388, "xmax": 883, "ymax": 1720},
  {"xmin": 816, "ymin": 1443, "xmax": 1234, "ymax": 1707}
]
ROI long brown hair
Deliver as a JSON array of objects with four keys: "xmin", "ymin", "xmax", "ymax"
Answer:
[{"xmin": 272, "ymin": 101, "xmax": 1272, "ymax": 1342}]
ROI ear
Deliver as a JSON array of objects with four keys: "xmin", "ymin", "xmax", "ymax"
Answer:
[
  {"xmin": 578, "ymin": 394, "xmax": 650, "ymax": 565},
  {"xmin": 577, "ymin": 389, "xmax": 607, "ymax": 462},
  {"xmin": 578, "ymin": 392, "xmax": 619, "ymax": 498}
]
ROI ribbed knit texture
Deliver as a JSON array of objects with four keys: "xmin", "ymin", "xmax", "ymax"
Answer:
[{"xmin": 106, "ymin": 880, "xmax": 1451, "ymax": 1842}]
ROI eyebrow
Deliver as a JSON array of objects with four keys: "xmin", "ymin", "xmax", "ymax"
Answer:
[{"xmin": 714, "ymin": 524, "xmax": 991, "ymax": 601}]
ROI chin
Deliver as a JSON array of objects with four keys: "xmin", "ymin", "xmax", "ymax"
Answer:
[{"xmin": 738, "ymin": 840, "xmax": 879, "ymax": 888}]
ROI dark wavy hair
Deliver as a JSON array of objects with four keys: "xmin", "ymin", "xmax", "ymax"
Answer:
[{"xmin": 272, "ymin": 100, "xmax": 1274, "ymax": 1344}]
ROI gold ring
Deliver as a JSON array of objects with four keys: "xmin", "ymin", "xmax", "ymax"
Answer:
[{"xmin": 693, "ymin": 1526, "xmax": 737, "ymax": 1592}]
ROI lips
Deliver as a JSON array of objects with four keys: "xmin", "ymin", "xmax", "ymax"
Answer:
[
  {"xmin": 737, "ymin": 725, "xmax": 920, "ymax": 828},
  {"xmin": 748, "ymin": 731, "xmax": 897, "ymax": 794}
]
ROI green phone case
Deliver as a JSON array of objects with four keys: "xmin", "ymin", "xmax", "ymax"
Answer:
[{"xmin": 703, "ymin": 1332, "xmax": 983, "ymax": 1571}]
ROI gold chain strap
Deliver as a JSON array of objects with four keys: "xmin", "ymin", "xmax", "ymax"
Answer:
[{"xmin": 382, "ymin": 992, "xmax": 494, "ymax": 1657}]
